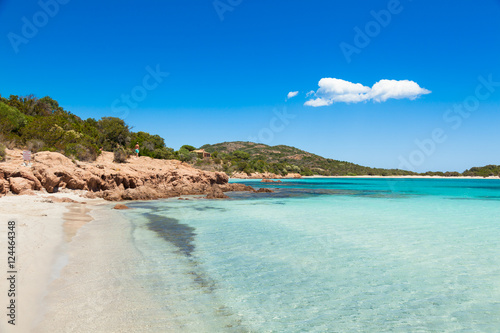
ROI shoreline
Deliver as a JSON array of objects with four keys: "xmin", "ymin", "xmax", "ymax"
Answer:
[
  {"xmin": 231, "ymin": 175, "xmax": 500, "ymax": 180},
  {"xmin": 301, "ymin": 175, "xmax": 500, "ymax": 179}
]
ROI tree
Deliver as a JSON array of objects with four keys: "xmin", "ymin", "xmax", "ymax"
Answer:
[
  {"xmin": 0, "ymin": 101, "xmax": 27, "ymax": 135},
  {"xmin": 232, "ymin": 150, "xmax": 250, "ymax": 161},
  {"xmin": 6, "ymin": 94, "xmax": 53, "ymax": 116},
  {"xmin": 97, "ymin": 117, "xmax": 131, "ymax": 150},
  {"xmin": 180, "ymin": 145, "xmax": 196, "ymax": 152}
]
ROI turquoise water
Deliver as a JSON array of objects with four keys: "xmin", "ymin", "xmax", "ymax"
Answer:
[{"xmin": 124, "ymin": 178, "xmax": 500, "ymax": 332}]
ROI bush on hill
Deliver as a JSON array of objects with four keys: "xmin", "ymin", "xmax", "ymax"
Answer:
[
  {"xmin": 0, "ymin": 143, "xmax": 5, "ymax": 162},
  {"xmin": 113, "ymin": 146, "xmax": 128, "ymax": 163},
  {"xmin": 97, "ymin": 117, "xmax": 131, "ymax": 151},
  {"xmin": 0, "ymin": 101, "xmax": 28, "ymax": 138}
]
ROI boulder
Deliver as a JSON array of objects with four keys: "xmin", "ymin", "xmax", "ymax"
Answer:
[
  {"xmin": 39, "ymin": 171, "xmax": 61, "ymax": 193},
  {"xmin": 9, "ymin": 177, "xmax": 35, "ymax": 194},
  {"xmin": 206, "ymin": 185, "xmax": 229, "ymax": 199},
  {"xmin": 11, "ymin": 170, "xmax": 42, "ymax": 190},
  {"xmin": 0, "ymin": 179, "xmax": 9, "ymax": 195}
]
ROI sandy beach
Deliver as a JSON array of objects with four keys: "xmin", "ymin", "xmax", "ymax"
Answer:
[
  {"xmin": 0, "ymin": 191, "xmax": 191, "ymax": 333},
  {"xmin": 0, "ymin": 192, "xmax": 105, "ymax": 332}
]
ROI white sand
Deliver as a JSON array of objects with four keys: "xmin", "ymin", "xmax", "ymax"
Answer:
[
  {"xmin": 0, "ymin": 193, "xmax": 103, "ymax": 332},
  {"xmin": 33, "ymin": 204, "xmax": 180, "ymax": 333}
]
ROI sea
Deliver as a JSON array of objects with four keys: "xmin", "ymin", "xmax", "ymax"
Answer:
[{"xmin": 120, "ymin": 178, "xmax": 500, "ymax": 332}]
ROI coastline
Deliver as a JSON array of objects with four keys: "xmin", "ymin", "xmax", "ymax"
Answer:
[
  {"xmin": 300, "ymin": 175, "xmax": 500, "ymax": 179},
  {"xmin": 230, "ymin": 175, "xmax": 500, "ymax": 181}
]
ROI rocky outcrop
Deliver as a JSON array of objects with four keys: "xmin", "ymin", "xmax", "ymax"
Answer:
[
  {"xmin": 261, "ymin": 179, "xmax": 282, "ymax": 183},
  {"xmin": 0, "ymin": 149, "xmax": 259, "ymax": 201}
]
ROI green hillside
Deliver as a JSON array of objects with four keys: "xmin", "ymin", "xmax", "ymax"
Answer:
[
  {"xmin": 463, "ymin": 165, "xmax": 500, "ymax": 177},
  {"xmin": 199, "ymin": 141, "xmax": 418, "ymax": 176}
]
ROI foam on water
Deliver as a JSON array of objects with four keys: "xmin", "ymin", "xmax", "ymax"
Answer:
[{"xmin": 123, "ymin": 179, "xmax": 500, "ymax": 332}]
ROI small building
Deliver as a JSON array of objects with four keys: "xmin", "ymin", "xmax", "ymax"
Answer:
[{"xmin": 193, "ymin": 149, "xmax": 211, "ymax": 158}]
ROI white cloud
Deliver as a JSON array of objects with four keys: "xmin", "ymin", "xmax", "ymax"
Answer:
[
  {"xmin": 304, "ymin": 98, "xmax": 331, "ymax": 107},
  {"xmin": 306, "ymin": 90, "xmax": 315, "ymax": 97},
  {"xmin": 305, "ymin": 78, "xmax": 431, "ymax": 106},
  {"xmin": 287, "ymin": 91, "xmax": 299, "ymax": 99},
  {"xmin": 368, "ymin": 79, "xmax": 431, "ymax": 102}
]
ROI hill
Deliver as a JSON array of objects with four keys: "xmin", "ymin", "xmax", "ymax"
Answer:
[
  {"xmin": 462, "ymin": 165, "xmax": 500, "ymax": 177},
  {"xmin": 199, "ymin": 141, "xmax": 418, "ymax": 176}
]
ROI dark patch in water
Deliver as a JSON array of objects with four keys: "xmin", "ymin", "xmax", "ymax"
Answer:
[
  {"xmin": 127, "ymin": 201, "xmax": 166, "ymax": 211},
  {"xmin": 192, "ymin": 206, "xmax": 227, "ymax": 212},
  {"xmin": 226, "ymin": 187, "xmax": 413, "ymax": 200},
  {"xmin": 447, "ymin": 196, "xmax": 500, "ymax": 201},
  {"xmin": 145, "ymin": 213, "xmax": 196, "ymax": 257},
  {"xmin": 188, "ymin": 270, "xmax": 216, "ymax": 291}
]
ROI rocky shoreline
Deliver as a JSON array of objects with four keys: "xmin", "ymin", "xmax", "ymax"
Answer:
[{"xmin": 0, "ymin": 149, "xmax": 256, "ymax": 201}]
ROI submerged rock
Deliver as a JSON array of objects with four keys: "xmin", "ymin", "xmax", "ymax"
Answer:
[
  {"xmin": 255, "ymin": 188, "xmax": 274, "ymax": 193},
  {"xmin": 113, "ymin": 204, "xmax": 130, "ymax": 210}
]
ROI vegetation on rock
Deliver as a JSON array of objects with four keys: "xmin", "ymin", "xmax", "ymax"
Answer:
[{"xmin": 0, "ymin": 143, "xmax": 5, "ymax": 162}]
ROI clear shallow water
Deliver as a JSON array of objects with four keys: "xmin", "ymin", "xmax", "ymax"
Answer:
[{"xmin": 124, "ymin": 178, "xmax": 500, "ymax": 332}]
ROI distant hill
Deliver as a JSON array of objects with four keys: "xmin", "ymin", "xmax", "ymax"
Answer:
[
  {"xmin": 463, "ymin": 165, "xmax": 500, "ymax": 177},
  {"xmin": 199, "ymin": 141, "xmax": 418, "ymax": 176}
]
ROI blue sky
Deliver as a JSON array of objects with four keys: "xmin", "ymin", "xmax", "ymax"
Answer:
[{"xmin": 1, "ymin": 0, "xmax": 500, "ymax": 172}]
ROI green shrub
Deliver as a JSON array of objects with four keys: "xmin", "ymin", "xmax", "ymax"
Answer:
[
  {"xmin": 65, "ymin": 143, "xmax": 98, "ymax": 162},
  {"xmin": 232, "ymin": 150, "xmax": 250, "ymax": 161},
  {"xmin": 113, "ymin": 146, "xmax": 128, "ymax": 163},
  {"xmin": 151, "ymin": 147, "xmax": 175, "ymax": 160},
  {"xmin": 0, "ymin": 101, "xmax": 27, "ymax": 134},
  {"xmin": 178, "ymin": 148, "xmax": 196, "ymax": 162},
  {"xmin": 0, "ymin": 143, "xmax": 6, "ymax": 162},
  {"xmin": 97, "ymin": 117, "xmax": 131, "ymax": 151}
]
